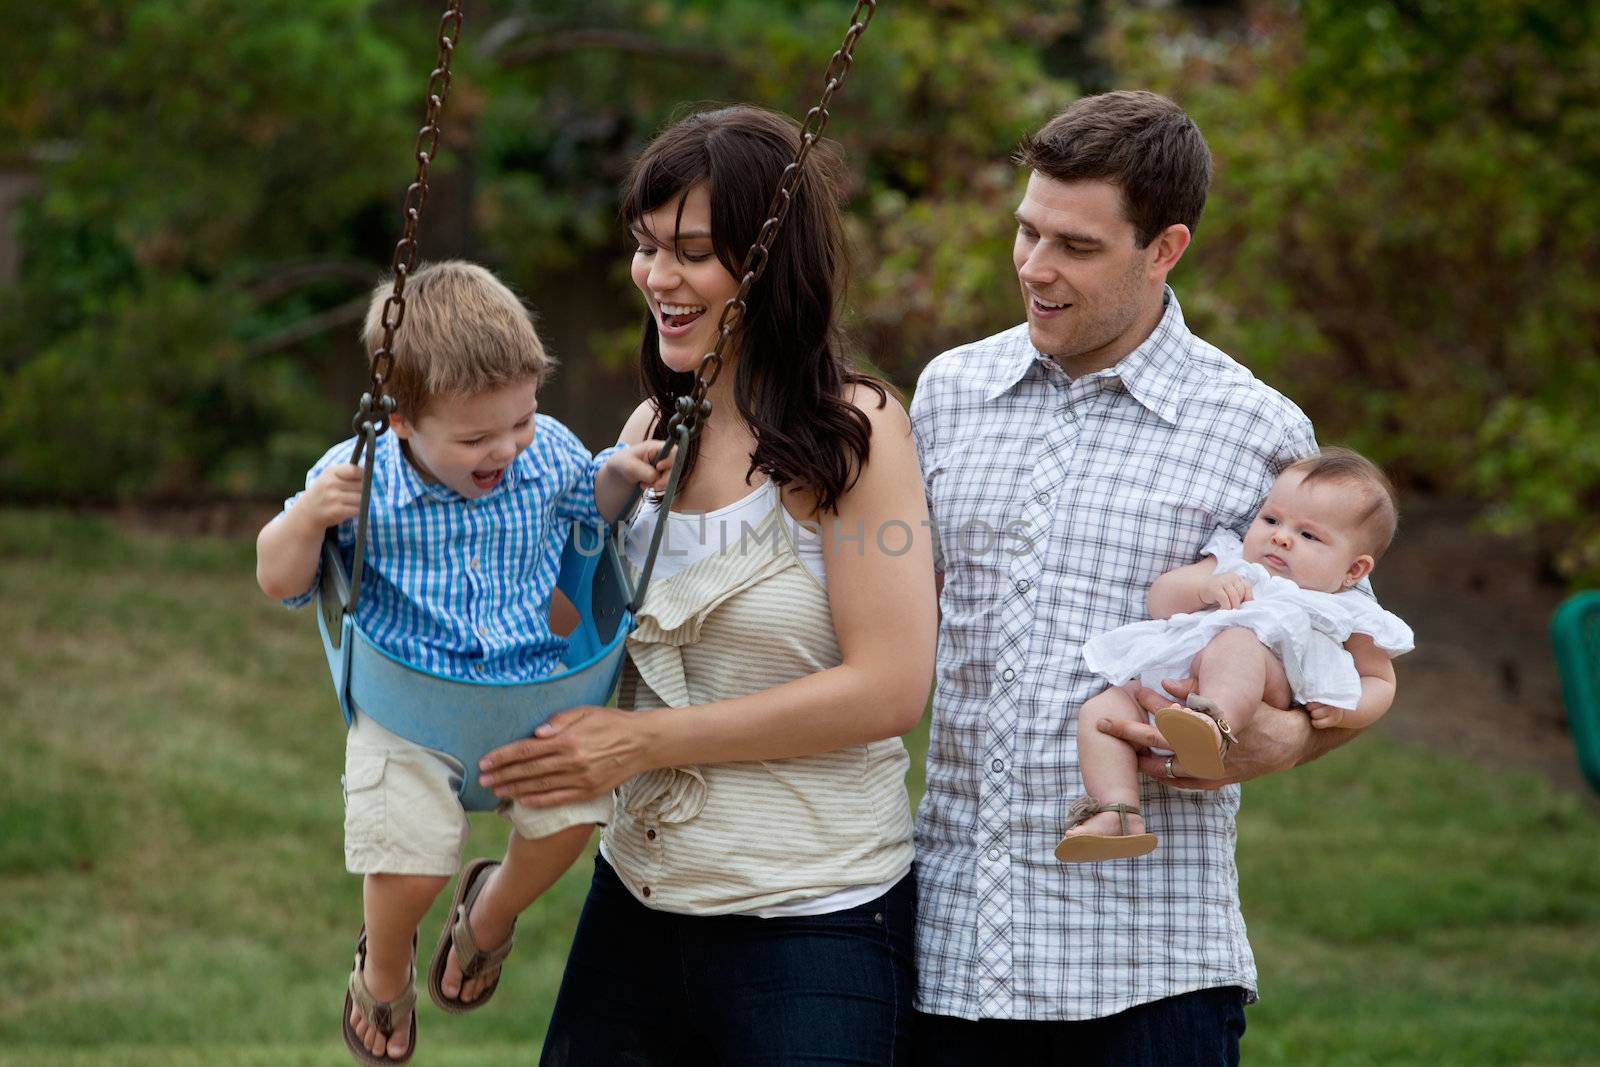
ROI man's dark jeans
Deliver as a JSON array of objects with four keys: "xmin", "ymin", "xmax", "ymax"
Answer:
[{"xmin": 912, "ymin": 986, "xmax": 1248, "ymax": 1066}]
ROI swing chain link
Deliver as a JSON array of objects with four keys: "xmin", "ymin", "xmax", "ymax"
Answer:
[
  {"xmin": 358, "ymin": 1, "xmax": 467, "ymax": 435},
  {"xmin": 661, "ymin": 0, "xmax": 877, "ymax": 446},
  {"xmin": 340, "ymin": 2, "xmax": 464, "ymax": 618}
]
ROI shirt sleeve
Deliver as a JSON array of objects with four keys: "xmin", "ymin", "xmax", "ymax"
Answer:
[
  {"xmin": 280, "ymin": 441, "xmax": 358, "ymax": 609},
  {"xmin": 1335, "ymin": 593, "xmax": 1416, "ymax": 656},
  {"xmin": 909, "ymin": 377, "xmax": 945, "ymax": 576},
  {"xmin": 1200, "ymin": 526, "xmax": 1245, "ymax": 567},
  {"xmin": 553, "ymin": 441, "xmax": 622, "ymax": 530},
  {"xmin": 1276, "ymin": 413, "xmax": 1319, "ymax": 470},
  {"xmin": 1217, "ymin": 411, "xmax": 1318, "ymax": 541}
]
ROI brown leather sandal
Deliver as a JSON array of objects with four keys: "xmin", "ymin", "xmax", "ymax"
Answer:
[
  {"xmin": 342, "ymin": 927, "xmax": 417, "ymax": 1066},
  {"xmin": 427, "ymin": 858, "xmax": 517, "ymax": 1014},
  {"xmin": 1054, "ymin": 795, "xmax": 1158, "ymax": 862},
  {"xmin": 1155, "ymin": 694, "xmax": 1236, "ymax": 779}
]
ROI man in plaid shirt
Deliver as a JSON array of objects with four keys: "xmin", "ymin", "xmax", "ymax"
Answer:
[{"xmin": 910, "ymin": 91, "xmax": 1364, "ymax": 1064}]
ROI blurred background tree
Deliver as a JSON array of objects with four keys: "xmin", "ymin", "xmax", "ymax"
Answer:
[
  {"xmin": 2, "ymin": 0, "xmax": 1596, "ymax": 581},
  {"xmin": 1106, "ymin": 0, "xmax": 1600, "ymax": 579}
]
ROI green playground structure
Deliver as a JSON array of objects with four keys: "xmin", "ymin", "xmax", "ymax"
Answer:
[{"xmin": 1552, "ymin": 591, "xmax": 1600, "ymax": 794}]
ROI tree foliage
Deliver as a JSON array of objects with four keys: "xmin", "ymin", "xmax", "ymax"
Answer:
[
  {"xmin": 2, "ymin": 0, "xmax": 1597, "ymax": 581},
  {"xmin": 1, "ymin": 0, "xmax": 415, "ymax": 497},
  {"xmin": 1107, "ymin": 0, "xmax": 1600, "ymax": 580}
]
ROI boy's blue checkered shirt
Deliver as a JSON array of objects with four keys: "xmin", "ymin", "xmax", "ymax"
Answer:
[{"xmin": 282, "ymin": 416, "xmax": 620, "ymax": 682}]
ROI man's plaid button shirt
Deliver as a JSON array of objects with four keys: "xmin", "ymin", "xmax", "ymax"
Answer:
[{"xmin": 910, "ymin": 289, "xmax": 1317, "ymax": 1021}]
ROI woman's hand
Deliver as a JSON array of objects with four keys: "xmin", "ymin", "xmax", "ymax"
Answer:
[{"xmin": 478, "ymin": 706, "xmax": 654, "ymax": 807}]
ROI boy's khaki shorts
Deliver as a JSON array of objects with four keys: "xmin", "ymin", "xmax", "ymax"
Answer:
[{"xmin": 342, "ymin": 709, "xmax": 612, "ymax": 876}]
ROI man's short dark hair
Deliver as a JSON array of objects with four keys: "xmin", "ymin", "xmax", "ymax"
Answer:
[{"xmin": 1016, "ymin": 90, "xmax": 1212, "ymax": 247}]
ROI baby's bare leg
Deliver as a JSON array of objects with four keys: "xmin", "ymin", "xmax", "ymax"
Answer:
[
  {"xmin": 1067, "ymin": 685, "xmax": 1147, "ymax": 838},
  {"xmin": 355, "ymin": 873, "xmax": 448, "ymax": 1057},
  {"xmin": 438, "ymin": 822, "xmax": 594, "ymax": 1003},
  {"xmin": 1191, "ymin": 627, "xmax": 1294, "ymax": 735}
]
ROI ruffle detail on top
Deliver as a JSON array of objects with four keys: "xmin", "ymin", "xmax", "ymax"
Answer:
[
  {"xmin": 619, "ymin": 765, "xmax": 707, "ymax": 824},
  {"xmin": 618, "ymin": 506, "xmax": 798, "ymax": 827}
]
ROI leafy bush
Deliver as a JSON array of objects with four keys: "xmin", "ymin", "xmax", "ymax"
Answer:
[
  {"xmin": 1108, "ymin": 0, "xmax": 1600, "ymax": 582},
  {"xmin": 0, "ymin": 276, "xmax": 332, "ymax": 499},
  {"xmin": 0, "ymin": 0, "xmax": 411, "ymax": 502},
  {"xmin": 3, "ymin": 0, "xmax": 1597, "ymax": 585}
]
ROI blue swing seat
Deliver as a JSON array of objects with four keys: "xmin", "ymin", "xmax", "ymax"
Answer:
[{"xmin": 316, "ymin": 523, "xmax": 635, "ymax": 811}]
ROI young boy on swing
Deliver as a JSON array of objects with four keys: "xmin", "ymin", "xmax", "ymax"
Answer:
[{"xmin": 255, "ymin": 260, "xmax": 670, "ymax": 1065}]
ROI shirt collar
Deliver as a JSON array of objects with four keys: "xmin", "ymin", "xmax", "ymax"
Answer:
[
  {"xmin": 985, "ymin": 286, "xmax": 1193, "ymax": 424},
  {"xmin": 373, "ymin": 431, "xmax": 430, "ymax": 508},
  {"xmin": 371, "ymin": 426, "xmax": 534, "ymax": 509}
]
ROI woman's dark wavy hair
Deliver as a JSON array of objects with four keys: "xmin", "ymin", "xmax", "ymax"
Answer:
[{"xmin": 621, "ymin": 105, "xmax": 889, "ymax": 514}]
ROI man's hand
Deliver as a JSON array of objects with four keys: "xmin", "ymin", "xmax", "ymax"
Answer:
[
  {"xmin": 296, "ymin": 463, "xmax": 364, "ymax": 530},
  {"xmin": 1093, "ymin": 677, "xmax": 1318, "ymax": 789},
  {"xmin": 1199, "ymin": 573, "xmax": 1252, "ymax": 611}
]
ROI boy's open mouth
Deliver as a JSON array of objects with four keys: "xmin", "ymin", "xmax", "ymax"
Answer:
[{"xmin": 472, "ymin": 468, "xmax": 504, "ymax": 491}]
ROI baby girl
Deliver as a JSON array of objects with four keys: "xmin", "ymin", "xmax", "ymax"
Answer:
[{"xmin": 1057, "ymin": 447, "xmax": 1415, "ymax": 861}]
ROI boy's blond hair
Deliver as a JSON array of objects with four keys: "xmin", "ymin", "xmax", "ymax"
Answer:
[
  {"xmin": 360, "ymin": 260, "xmax": 553, "ymax": 419},
  {"xmin": 1286, "ymin": 446, "xmax": 1400, "ymax": 559}
]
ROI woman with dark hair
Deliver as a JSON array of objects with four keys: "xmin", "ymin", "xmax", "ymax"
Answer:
[{"xmin": 469, "ymin": 106, "xmax": 937, "ymax": 1063}]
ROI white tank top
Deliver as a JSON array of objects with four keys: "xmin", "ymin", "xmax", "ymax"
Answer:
[{"xmin": 624, "ymin": 479, "xmax": 828, "ymax": 586}]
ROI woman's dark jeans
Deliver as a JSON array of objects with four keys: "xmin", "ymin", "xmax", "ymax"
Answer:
[{"xmin": 540, "ymin": 855, "xmax": 916, "ymax": 1066}]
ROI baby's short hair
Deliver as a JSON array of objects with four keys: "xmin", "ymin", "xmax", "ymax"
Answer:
[
  {"xmin": 1286, "ymin": 446, "xmax": 1399, "ymax": 559},
  {"xmin": 360, "ymin": 260, "xmax": 553, "ymax": 419}
]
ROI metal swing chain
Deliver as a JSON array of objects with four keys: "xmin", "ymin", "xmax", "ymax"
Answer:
[
  {"xmin": 353, "ymin": 0, "xmax": 467, "ymax": 450},
  {"xmin": 657, "ymin": 0, "xmax": 878, "ymax": 449},
  {"xmin": 344, "ymin": 1, "xmax": 466, "ymax": 614}
]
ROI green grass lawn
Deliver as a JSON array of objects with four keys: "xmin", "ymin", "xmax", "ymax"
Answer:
[{"xmin": 3, "ymin": 511, "xmax": 1598, "ymax": 1066}]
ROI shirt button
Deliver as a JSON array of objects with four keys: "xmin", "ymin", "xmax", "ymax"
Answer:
[
  {"xmin": 1036, "ymin": 491, "xmax": 1051, "ymax": 505},
  {"xmin": 641, "ymin": 886, "xmax": 652, "ymax": 898},
  {"xmin": 476, "ymin": 625, "xmax": 488, "ymax": 637},
  {"xmin": 991, "ymin": 758, "xmax": 1004, "ymax": 773},
  {"xmin": 987, "ymin": 848, "xmax": 1002, "ymax": 861},
  {"xmin": 646, "ymin": 829, "xmax": 657, "ymax": 840},
  {"xmin": 1015, "ymin": 579, "xmax": 1030, "ymax": 593},
  {"xmin": 469, "ymin": 557, "xmax": 479, "ymax": 570},
  {"xmin": 1001, "ymin": 668, "xmax": 1015, "ymax": 682}
]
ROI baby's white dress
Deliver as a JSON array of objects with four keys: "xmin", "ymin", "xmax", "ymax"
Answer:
[{"xmin": 1082, "ymin": 529, "xmax": 1414, "ymax": 710}]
